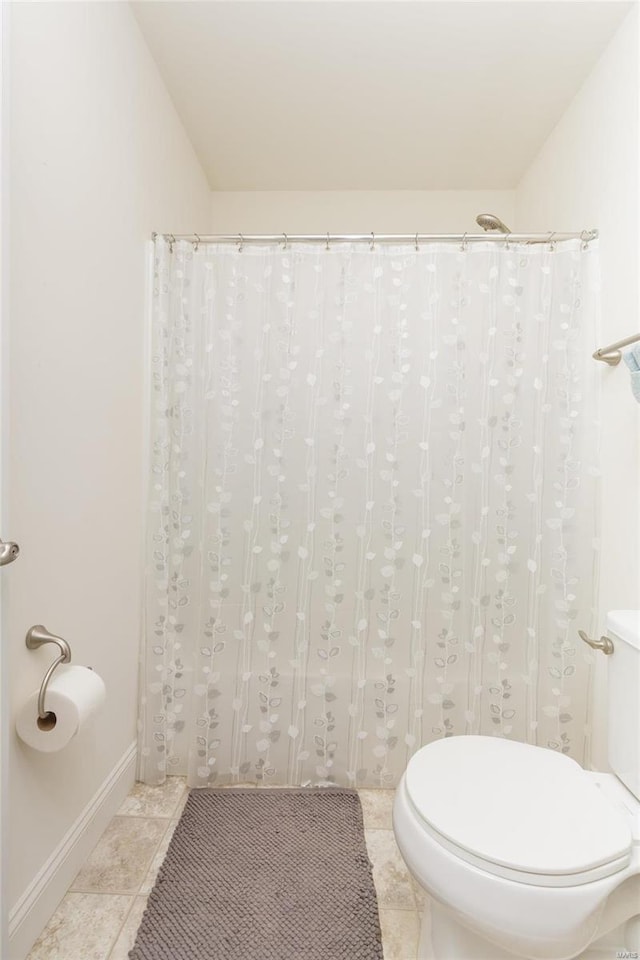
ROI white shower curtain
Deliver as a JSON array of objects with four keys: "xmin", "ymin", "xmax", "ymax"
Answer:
[{"xmin": 138, "ymin": 237, "xmax": 600, "ymax": 787}]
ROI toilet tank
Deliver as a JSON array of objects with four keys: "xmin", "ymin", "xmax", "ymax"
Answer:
[{"xmin": 606, "ymin": 610, "xmax": 640, "ymax": 800}]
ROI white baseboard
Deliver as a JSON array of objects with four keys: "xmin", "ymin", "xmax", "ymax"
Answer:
[{"xmin": 7, "ymin": 741, "xmax": 137, "ymax": 960}]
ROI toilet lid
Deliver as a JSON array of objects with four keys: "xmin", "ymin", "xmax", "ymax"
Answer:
[{"xmin": 406, "ymin": 736, "xmax": 632, "ymax": 881}]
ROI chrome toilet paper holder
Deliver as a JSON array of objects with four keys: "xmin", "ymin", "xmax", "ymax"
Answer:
[{"xmin": 25, "ymin": 625, "xmax": 72, "ymax": 720}]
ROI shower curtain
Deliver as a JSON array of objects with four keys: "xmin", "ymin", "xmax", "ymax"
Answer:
[{"xmin": 139, "ymin": 237, "xmax": 600, "ymax": 787}]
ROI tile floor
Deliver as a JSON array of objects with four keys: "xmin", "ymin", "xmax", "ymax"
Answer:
[{"xmin": 27, "ymin": 780, "xmax": 425, "ymax": 960}]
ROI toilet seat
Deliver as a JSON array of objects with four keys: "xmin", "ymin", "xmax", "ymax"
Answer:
[{"xmin": 405, "ymin": 735, "xmax": 633, "ymax": 888}]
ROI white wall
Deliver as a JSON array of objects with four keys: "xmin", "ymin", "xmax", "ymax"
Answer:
[
  {"xmin": 210, "ymin": 190, "xmax": 515, "ymax": 235},
  {"xmin": 1, "ymin": 7, "xmax": 12, "ymax": 958},
  {"xmin": 516, "ymin": 6, "xmax": 639, "ymax": 771},
  {"xmin": 7, "ymin": 3, "xmax": 210, "ymax": 956}
]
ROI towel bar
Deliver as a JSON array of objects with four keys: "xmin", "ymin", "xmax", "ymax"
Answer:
[{"xmin": 593, "ymin": 332, "xmax": 640, "ymax": 365}]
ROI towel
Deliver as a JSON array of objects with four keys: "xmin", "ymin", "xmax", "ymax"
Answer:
[{"xmin": 623, "ymin": 343, "xmax": 640, "ymax": 403}]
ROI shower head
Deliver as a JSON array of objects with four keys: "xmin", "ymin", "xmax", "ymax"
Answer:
[{"xmin": 476, "ymin": 214, "xmax": 512, "ymax": 234}]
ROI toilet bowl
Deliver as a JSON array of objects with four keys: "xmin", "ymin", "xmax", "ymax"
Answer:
[{"xmin": 393, "ymin": 611, "xmax": 640, "ymax": 960}]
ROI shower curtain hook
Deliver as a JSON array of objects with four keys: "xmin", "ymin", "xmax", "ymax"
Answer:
[
  {"xmin": 193, "ymin": 234, "xmax": 201, "ymax": 252},
  {"xmin": 548, "ymin": 231, "xmax": 556, "ymax": 252},
  {"xmin": 370, "ymin": 232, "xmax": 375, "ymax": 251},
  {"xmin": 504, "ymin": 231, "xmax": 511, "ymax": 250},
  {"xmin": 415, "ymin": 233, "xmax": 419, "ymax": 252},
  {"xmin": 580, "ymin": 230, "xmax": 590, "ymax": 251},
  {"xmin": 282, "ymin": 233, "xmax": 288, "ymax": 249},
  {"xmin": 237, "ymin": 233, "xmax": 244, "ymax": 253},
  {"xmin": 460, "ymin": 232, "xmax": 467, "ymax": 252},
  {"xmin": 168, "ymin": 234, "xmax": 175, "ymax": 253},
  {"xmin": 326, "ymin": 233, "xmax": 330, "ymax": 251}
]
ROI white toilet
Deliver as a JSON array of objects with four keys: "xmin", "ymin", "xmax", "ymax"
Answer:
[{"xmin": 393, "ymin": 610, "xmax": 640, "ymax": 960}]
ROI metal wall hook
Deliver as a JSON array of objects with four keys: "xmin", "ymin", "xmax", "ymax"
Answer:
[
  {"xmin": 26, "ymin": 624, "xmax": 72, "ymax": 719},
  {"xmin": 578, "ymin": 629, "xmax": 614, "ymax": 655}
]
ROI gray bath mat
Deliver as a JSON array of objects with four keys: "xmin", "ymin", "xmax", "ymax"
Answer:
[{"xmin": 129, "ymin": 787, "xmax": 384, "ymax": 960}]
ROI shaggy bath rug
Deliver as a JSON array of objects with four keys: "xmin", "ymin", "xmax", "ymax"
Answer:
[{"xmin": 129, "ymin": 787, "xmax": 384, "ymax": 960}]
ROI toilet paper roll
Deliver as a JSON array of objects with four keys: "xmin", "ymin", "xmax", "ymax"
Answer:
[{"xmin": 16, "ymin": 664, "xmax": 106, "ymax": 753}]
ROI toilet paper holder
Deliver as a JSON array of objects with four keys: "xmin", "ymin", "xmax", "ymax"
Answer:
[{"xmin": 25, "ymin": 625, "xmax": 72, "ymax": 720}]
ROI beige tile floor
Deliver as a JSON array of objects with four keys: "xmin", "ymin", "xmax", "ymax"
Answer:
[{"xmin": 27, "ymin": 780, "xmax": 424, "ymax": 960}]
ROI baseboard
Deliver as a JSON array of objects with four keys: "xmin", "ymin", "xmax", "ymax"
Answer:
[{"xmin": 7, "ymin": 740, "xmax": 137, "ymax": 960}]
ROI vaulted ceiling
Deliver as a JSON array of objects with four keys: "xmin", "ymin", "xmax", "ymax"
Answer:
[{"xmin": 133, "ymin": 1, "xmax": 632, "ymax": 190}]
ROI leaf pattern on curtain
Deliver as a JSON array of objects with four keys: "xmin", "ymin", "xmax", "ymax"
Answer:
[{"xmin": 138, "ymin": 238, "xmax": 600, "ymax": 787}]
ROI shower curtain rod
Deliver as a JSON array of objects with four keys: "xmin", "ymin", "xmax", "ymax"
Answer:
[{"xmin": 152, "ymin": 230, "xmax": 598, "ymax": 247}]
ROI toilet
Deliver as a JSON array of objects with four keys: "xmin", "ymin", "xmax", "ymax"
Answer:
[{"xmin": 393, "ymin": 610, "xmax": 640, "ymax": 960}]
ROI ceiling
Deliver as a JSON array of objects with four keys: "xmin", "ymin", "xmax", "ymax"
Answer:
[{"xmin": 133, "ymin": 1, "xmax": 633, "ymax": 191}]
